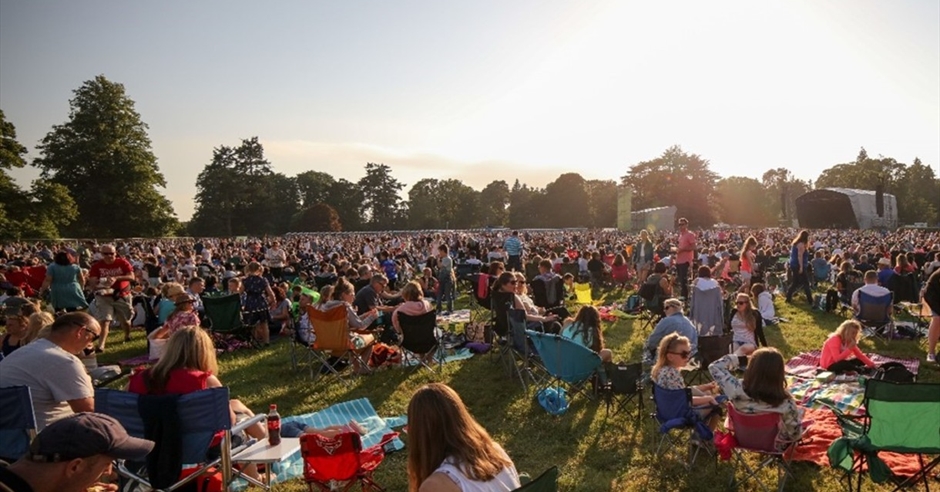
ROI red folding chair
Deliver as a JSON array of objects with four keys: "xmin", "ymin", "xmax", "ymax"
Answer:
[
  {"xmin": 300, "ymin": 431, "xmax": 398, "ymax": 491},
  {"xmin": 726, "ymin": 403, "xmax": 804, "ymax": 492}
]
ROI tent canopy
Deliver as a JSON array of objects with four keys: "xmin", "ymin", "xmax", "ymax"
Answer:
[{"xmin": 795, "ymin": 188, "xmax": 897, "ymax": 230}]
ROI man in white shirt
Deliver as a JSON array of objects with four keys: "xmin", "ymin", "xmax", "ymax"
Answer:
[{"xmin": 851, "ymin": 270, "xmax": 892, "ymax": 315}]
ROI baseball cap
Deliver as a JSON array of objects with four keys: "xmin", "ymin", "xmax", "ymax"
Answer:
[{"xmin": 28, "ymin": 413, "xmax": 153, "ymax": 462}]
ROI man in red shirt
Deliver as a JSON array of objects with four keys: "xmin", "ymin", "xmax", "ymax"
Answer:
[
  {"xmin": 87, "ymin": 245, "xmax": 135, "ymax": 351},
  {"xmin": 675, "ymin": 217, "xmax": 696, "ymax": 300}
]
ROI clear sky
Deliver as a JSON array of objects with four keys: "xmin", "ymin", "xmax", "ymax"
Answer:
[{"xmin": 2, "ymin": 0, "xmax": 938, "ymax": 221}]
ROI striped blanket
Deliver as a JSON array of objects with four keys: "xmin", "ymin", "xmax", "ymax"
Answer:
[{"xmin": 785, "ymin": 350, "xmax": 919, "ymax": 378}]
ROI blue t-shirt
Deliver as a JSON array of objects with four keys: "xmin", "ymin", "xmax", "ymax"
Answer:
[
  {"xmin": 561, "ymin": 322, "xmax": 594, "ymax": 351},
  {"xmin": 381, "ymin": 259, "xmax": 398, "ymax": 281}
]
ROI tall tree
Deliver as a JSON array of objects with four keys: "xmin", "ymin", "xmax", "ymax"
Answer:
[
  {"xmin": 897, "ymin": 157, "xmax": 939, "ymax": 224},
  {"xmin": 292, "ymin": 202, "xmax": 342, "ymax": 231},
  {"xmin": 326, "ymin": 179, "xmax": 364, "ymax": 231},
  {"xmin": 622, "ymin": 145, "xmax": 719, "ymax": 227},
  {"xmin": 479, "ymin": 180, "xmax": 510, "ymax": 227},
  {"xmin": 33, "ymin": 75, "xmax": 177, "ymax": 237},
  {"xmin": 584, "ymin": 179, "xmax": 618, "ymax": 228},
  {"xmin": 0, "ymin": 109, "xmax": 77, "ymax": 239},
  {"xmin": 358, "ymin": 163, "xmax": 404, "ymax": 229},
  {"xmin": 761, "ymin": 168, "xmax": 811, "ymax": 224},
  {"xmin": 296, "ymin": 170, "xmax": 336, "ymax": 207},
  {"xmin": 543, "ymin": 173, "xmax": 590, "ymax": 228},
  {"xmin": 716, "ymin": 176, "xmax": 774, "ymax": 226},
  {"xmin": 406, "ymin": 178, "xmax": 480, "ymax": 229}
]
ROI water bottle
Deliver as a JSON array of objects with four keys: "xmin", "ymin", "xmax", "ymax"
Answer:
[{"xmin": 267, "ymin": 404, "xmax": 281, "ymax": 446}]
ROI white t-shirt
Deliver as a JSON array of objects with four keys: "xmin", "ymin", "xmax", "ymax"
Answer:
[
  {"xmin": 433, "ymin": 447, "xmax": 520, "ymax": 492},
  {"xmin": 0, "ymin": 338, "xmax": 93, "ymax": 430}
]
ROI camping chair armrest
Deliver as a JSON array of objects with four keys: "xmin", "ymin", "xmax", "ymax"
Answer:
[
  {"xmin": 232, "ymin": 413, "xmax": 267, "ymax": 435},
  {"xmin": 816, "ymin": 401, "xmax": 866, "ymax": 432}
]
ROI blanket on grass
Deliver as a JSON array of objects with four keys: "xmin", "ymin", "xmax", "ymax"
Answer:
[
  {"xmin": 785, "ymin": 350, "xmax": 919, "ymax": 378},
  {"xmin": 791, "ymin": 407, "xmax": 925, "ymax": 479},
  {"xmin": 234, "ymin": 398, "xmax": 405, "ymax": 489}
]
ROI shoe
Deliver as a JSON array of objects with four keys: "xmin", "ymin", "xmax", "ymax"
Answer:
[{"xmin": 928, "ymin": 353, "xmax": 937, "ymax": 363}]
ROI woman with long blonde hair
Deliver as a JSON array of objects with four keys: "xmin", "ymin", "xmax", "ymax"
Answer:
[
  {"xmin": 407, "ymin": 383, "xmax": 520, "ymax": 492},
  {"xmin": 820, "ymin": 319, "xmax": 876, "ymax": 373}
]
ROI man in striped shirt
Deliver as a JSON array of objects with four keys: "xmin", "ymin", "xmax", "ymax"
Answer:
[{"xmin": 504, "ymin": 231, "xmax": 524, "ymax": 272}]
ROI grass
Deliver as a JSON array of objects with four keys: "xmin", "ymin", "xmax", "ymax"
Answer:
[{"xmin": 98, "ymin": 286, "xmax": 939, "ymax": 492}]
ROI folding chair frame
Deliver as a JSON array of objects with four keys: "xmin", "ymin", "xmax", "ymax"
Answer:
[
  {"xmin": 651, "ymin": 384, "xmax": 718, "ymax": 470},
  {"xmin": 603, "ymin": 361, "xmax": 645, "ymax": 419},
  {"xmin": 308, "ymin": 305, "xmax": 372, "ymax": 386},
  {"xmin": 0, "ymin": 386, "xmax": 36, "ymax": 464},
  {"xmin": 397, "ymin": 310, "xmax": 446, "ymax": 374},
  {"xmin": 856, "ymin": 291, "xmax": 895, "ymax": 342},
  {"xmin": 527, "ymin": 330, "xmax": 603, "ymax": 402},
  {"xmin": 727, "ymin": 404, "xmax": 800, "ymax": 492},
  {"xmin": 499, "ymin": 309, "xmax": 547, "ymax": 393}
]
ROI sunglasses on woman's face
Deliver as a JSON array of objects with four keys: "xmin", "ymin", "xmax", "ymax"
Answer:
[
  {"xmin": 669, "ymin": 350, "xmax": 692, "ymax": 359},
  {"xmin": 736, "ymin": 301, "xmax": 748, "ymax": 306}
]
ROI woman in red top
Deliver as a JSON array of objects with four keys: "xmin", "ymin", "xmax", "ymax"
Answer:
[
  {"xmin": 128, "ymin": 327, "xmax": 266, "ymax": 439},
  {"xmin": 820, "ymin": 320, "xmax": 876, "ymax": 374},
  {"xmin": 738, "ymin": 235, "xmax": 758, "ymax": 292}
]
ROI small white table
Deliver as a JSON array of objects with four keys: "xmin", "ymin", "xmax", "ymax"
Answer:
[{"xmin": 233, "ymin": 437, "xmax": 301, "ymax": 489}]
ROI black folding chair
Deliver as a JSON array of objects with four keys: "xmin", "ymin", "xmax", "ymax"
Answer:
[
  {"xmin": 603, "ymin": 361, "xmax": 644, "ymax": 418},
  {"xmin": 398, "ymin": 310, "xmax": 444, "ymax": 373}
]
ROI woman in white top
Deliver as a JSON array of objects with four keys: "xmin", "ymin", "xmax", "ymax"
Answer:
[
  {"xmin": 408, "ymin": 383, "xmax": 521, "ymax": 492},
  {"xmin": 751, "ymin": 283, "xmax": 775, "ymax": 323}
]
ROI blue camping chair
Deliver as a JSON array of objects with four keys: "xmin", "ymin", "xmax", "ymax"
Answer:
[
  {"xmin": 0, "ymin": 385, "xmax": 36, "ymax": 464},
  {"xmin": 651, "ymin": 383, "xmax": 719, "ymax": 469},
  {"xmin": 527, "ymin": 330, "xmax": 603, "ymax": 400},
  {"xmin": 856, "ymin": 290, "xmax": 894, "ymax": 342},
  {"xmin": 96, "ymin": 387, "xmax": 265, "ymax": 491}
]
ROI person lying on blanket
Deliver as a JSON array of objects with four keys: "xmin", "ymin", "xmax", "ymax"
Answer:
[
  {"xmin": 820, "ymin": 319, "xmax": 876, "ymax": 374},
  {"xmin": 709, "ymin": 347, "xmax": 805, "ymax": 450}
]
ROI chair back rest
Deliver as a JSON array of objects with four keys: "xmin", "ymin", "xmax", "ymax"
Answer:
[
  {"xmin": 524, "ymin": 263, "xmax": 540, "ymax": 282},
  {"xmin": 314, "ymin": 275, "xmax": 337, "ymax": 290},
  {"xmin": 690, "ymin": 286, "xmax": 725, "ymax": 336},
  {"xmin": 0, "ymin": 386, "xmax": 36, "ymax": 462},
  {"xmin": 309, "ymin": 305, "xmax": 351, "ymax": 352},
  {"xmin": 857, "ymin": 291, "xmax": 893, "ymax": 323},
  {"xmin": 696, "ymin": 334, "xmax": 732, "ymax": 367},
  {"xmin": 560, "ymin": 263, "xmax": 579, "ymax": 278},
  {"xmin": 651, "ymin": 383, "xmax": 693, "ymax": 423},
  {"xmin": 507, "ymin": 308, "xmax": 529, "ymax": 353},
  {"xmin": 202, "ymin": 294, "xmax": 242, "ymax": 332},
  {"xmin": 574, "ymin": 282, "xmax": 592, "ymax": 304},
  {"xmin": 95, "ymin": 387, "xmax": 231, "ymax": 464},
  {"xmin": 727, "ymin": 403, "xmax": 780, "ymax": 453},
  {"xmin": 527, "ymin": 330, "xmax": 602, "ymax": 384},
  {"xmin": 512, "ymin": 466, "xmax": 559, "ymax": 492},
  {"xmin": 864, "ymin": 379, "xmax": 940, "ymax": 453},
  {"xmin": 471, "ymin": 274, "xmax": 491, "ymax": 305},
  {"xmin": 300, "ymin": 431, "xmax": 362, "ymax": 483},
  {"xmin": 607, "ymin": 362, "xmax": 643, "ymax": 396},
  {"xmin": 398, "ymin": 310, "xmax": 438, "ymax": 354},
  {"xmin": 889, "ymin": 273, "xmax": 918, "ymax": 304},
  {"xmin": 491, "ymin": 291, "xmax": 514, "ymax": 337},
  {"xmin": 531, "ymin": 279, "xmax": 549, "ymax": 308}
]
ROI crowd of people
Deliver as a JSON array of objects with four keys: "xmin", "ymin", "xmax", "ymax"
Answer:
[{"xmin": 2, "ymin": 223, "xmax": 940, "ymax": 490}]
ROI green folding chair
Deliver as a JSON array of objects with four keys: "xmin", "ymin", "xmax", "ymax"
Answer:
[
  {"xmin": 202, "ymin": 293, "xmax": 251, "ymax": 342},
  {"xmin": 827, "ymin": 378, "xmax": 940, "ymax": 491},
  {"xmin": 513, "ymin": 466, "xmax": 559, "ymax": 492}
]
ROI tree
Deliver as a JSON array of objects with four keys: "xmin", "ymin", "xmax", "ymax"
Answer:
[
  {"xmin": 761, "ymin": 168, "xmax": 811, "ymax": 224},
  {"xmin": 358, "ymin": 163, "xmax": 404, "ymax": 229},
  {"xmin": 479, "ymin": 180, "xmax": 510, "ymax": 227},
  {"xmin": 406, "ymin": 178, "xmax": 480, "ymax": 229},
  {"xmin": 543, "ymin": 173, "xmax": 590, "ymax": 228},
  {"xmin": 584, "ymin": 179, "xmax": 618, "ymax": 228},
  {"xmin": 33, "ymin": 75, "xmax": 177, "ymax": 237},
  {"xmin": 0, "ymin": 109, "xmax": 77, "ymax": 239},
  {"xmin": 296, "ymin": 170, "xmax": 336, "ymax": 207},
  {"xmin": 508, "ymin": 180, "xmax": 547, "ymax": 229},
  {"xmin": 716, "ymin": 176, "xmax": 774, "ymax": 226},
  {"xmin": 292, "ymin": 202, "xmax": 342, "ymax": 231},
  {"xmin": 897, "ymin": 158, "xmax": 939, "ymax": 224},
  {"xmin": 326, "ymin": 179, "xmax": 364, "ymax": 231},
  {"xmin": 622, "ymin": 145, "xmax": 719, "ymax": 227}
]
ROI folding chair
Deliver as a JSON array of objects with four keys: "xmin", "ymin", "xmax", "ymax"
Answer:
[
  {"xmin": 314, "ymin": 274, "xmax": 337, "ymax": 291},
  {"xmin": 573, "ymin": 282, "xmax": 593, "ymax": 304},
  {"xmin": 499, "ymin": 308, "xmax": 545, "ymax": 392},
  {"xmin": 856, "ymin": 291, "xmax": 895, "ymax": 341},
  {"xmin": 512, "ymin": 466, "xmax": 559, "ymax": 492},
  {"xmin": 827, "ymin": 379, "xmax": 940, "ymax": 492},
  {"xmin": 889, "ymin": 272, "xmax": 919, "ymax": 305},
  {"xmin": 0, "ymin": 385, "xmax": 36, "ymax": 464},
  {"xmin": 726, "ymin": 403, "xmax": 801, "ymax": 492},
  {"xmin": 531, "ymin": 276, "xmax": 569, "ymax": 318},
  {"xmin": 637, "ymin": 282, "xmax": 666, "ymax": 332},
  {"xmin": 560, "ymin": 262, "xmax": 579, "ymax": 281},
  {"xmin": 397, "ymin": 310, "xmax": 444, "ymax": 373},
  {"xmin": 524, "ymin": 262, "xmax": 540, "ymax": 282},
  {"xmin": 689, "ymin": 286, "xmax": 725, "ymax": 337},
  {"xmin": 95, "ymin": 386, "xmax": 264, "ymax": 491},
  {"xmin": 839, "ymin": 278, "xmax": 864, "ymax": 317},
  {"xmin": 602, "ymin": 361, "xmax": 644, "ymax": 418},
  {"xmin": 290, "ymin": 311, "xmax": 316, "ymax": 372},
  {"xmin": 203, "ymin": 293, "xmax": 251, "ymax": 342},
  {"xmin": 651, "ymin": 383, "xmax": 718, "ymax": 469},
  {"xmin": 468, "ymin": 273, "xmax": 493, "ymax": 325},
  {"xmin": 527, "ymin": 330, "xmax": 603, "ymax": 401},
  {"xmin": 308, "ymin": 304, "xmax": 372, "ymax": 384},
  {"xmin": 685, "ymin": 334, "xmax": 732, "ymax": 384},
  {"xmin": 300, "ymin": 431, "xmax": 399, "ymax": 492}
]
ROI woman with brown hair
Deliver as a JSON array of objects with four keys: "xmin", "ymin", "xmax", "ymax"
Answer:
[
  {"xmin": 240, "ymin": 261, "xmax": 276, "ymax": 345},
  {"xmin": 708, "ymin": 347, "xmax": 804, "ymax": 449},
  {"xmin": 728, "ymin": 293, "xmax": 764, "ymax": 356},
  {"xmin": 407, "ymin": 383, "xmax": 520, "ymax": 492}
]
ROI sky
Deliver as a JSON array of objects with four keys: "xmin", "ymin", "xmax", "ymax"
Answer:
[{"xmin": 1, "ymin": 0, "xmax": 938, "ymax": 221}]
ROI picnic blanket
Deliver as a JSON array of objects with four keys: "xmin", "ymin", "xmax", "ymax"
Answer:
[
  {"xmin": 785, "ymin": 350, "xmax": 920, "ymax": 378},
  {"xmin": 596, "ymin": 305, "xmax": 630, "ymax": 321},
  {"xmin": 237, "ymin": 398, "xmax": 405, "ymax": 489},
  {"xmin": 790, "ymin": 407, "xmax": 925, "ymax": 478},
  {"xmin": 787, "ymin": 375, "xmax": 867, "ymax": 416},
  {"xmin": 437, "ymin": 309, "xmax": 471, "ymax": 325}
]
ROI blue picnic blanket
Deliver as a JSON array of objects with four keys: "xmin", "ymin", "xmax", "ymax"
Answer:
[{"xmin": 234, "ymin": 398, "xmax": 405, "ymax": 489}]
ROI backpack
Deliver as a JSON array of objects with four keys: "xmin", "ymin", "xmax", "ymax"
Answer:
[
  {"xmin": 825, "ymin": 289, "xmax": 840, "ymax": 312},
  {"xmin": 813, "ymin": 294, "xmax": 827, "ymax": 311},
  {"xmin": 369, "ymin": 343, "xmax": 401, "ymax": 368},
  {"xmin": 872, "ymin": 362, "xmax": 916, "ymax": 383}
]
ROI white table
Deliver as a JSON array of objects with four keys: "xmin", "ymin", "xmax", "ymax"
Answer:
[{"xmin": 233, "ymin": 437, "xmax": 301, "ymax": 489}]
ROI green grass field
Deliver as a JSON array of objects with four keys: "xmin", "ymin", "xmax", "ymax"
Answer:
[{"xmin": 99, "ymin": 287, "xmax": 939, "ymax": 492}]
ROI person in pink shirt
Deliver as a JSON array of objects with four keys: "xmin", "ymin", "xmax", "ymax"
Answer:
[
  {"xmin": 392, "ymin": 281, "xmax": 435, "ymax": 335},
  {"xmin": 820, "ymin": 320, "xmax": 875, "ymax": 374},
  {"xmin": 675, "ymin": 218, "xmax": 696, "ymax": 300}
]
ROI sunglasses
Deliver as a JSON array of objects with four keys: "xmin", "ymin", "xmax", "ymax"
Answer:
[
  {"xmin": 736, "ymin": 301, "xmax": 749, "ymax": 305},
  {"xmin": 80, "ymin": 326, "xmax": 101, "ymax": 342},
  {"xmin": 508, "ymin": 280, "xmax": 518, "ymax": 285},
  {"xmin": 669, "ymin": 350, "xmax": 692, "ymax": 359},
  {"xmin": 101, "ymin": 252, "xmax": 115, "ymax": 256}
]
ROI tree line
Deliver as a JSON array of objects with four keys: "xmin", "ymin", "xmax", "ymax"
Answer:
[{"xmin": 1, "ymin": 75, "xmax": 938, "ymax": 239}]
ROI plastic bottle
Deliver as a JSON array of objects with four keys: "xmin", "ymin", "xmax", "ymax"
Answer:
[{"xmin": 267, "ymin": 404, "xmax": 281, "ymax": 446}]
